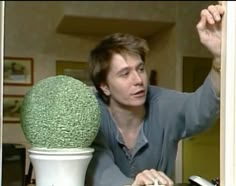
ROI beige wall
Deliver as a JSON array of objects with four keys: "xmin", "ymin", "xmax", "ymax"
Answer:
[
  {"xmin": 62, "ymin": 1, "xmax": 177, "ymax": 22},
  {"xmin": 145, "ymin": 1, "xmax": 217, "ymax": 91},
  {"xmin": 3, "ymin": 0, "xmax": 217, "ymax": 177},
  {"xmin": 146, "ymin": 25, "xmax": 177, "ymax": 89},
  {"xmin": 3, "ymin": 2, "xmax": 103, "ymax": 172},
  {"xmin": 175, "ymin": 1, "xmax": 217, "ymax": 91}
]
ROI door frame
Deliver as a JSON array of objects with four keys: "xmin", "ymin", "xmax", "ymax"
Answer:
[
  {"xmin": 220, "ymin": 1, "xmax": 236, "ymax": 186},
  {"xmin": 0, "ymin": 1, "xmax": 5, "ymax": 185}
]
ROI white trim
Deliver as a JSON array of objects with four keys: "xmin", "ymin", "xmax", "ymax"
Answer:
[
  {"xmin": 174, "ymin": 141, "xmax": 182, "ymax": 183},
  {"xmin": 220, "ymin": 1, "xmax": 236, "ymax": 186},
  {"xmin": 0, "ymin": 1, "xmax": 5, "ymax": 185}
]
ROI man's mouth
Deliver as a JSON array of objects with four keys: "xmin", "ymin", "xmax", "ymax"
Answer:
[{"xmin": 132, "ymin": 90, "xmax": 145, "ymax": 97}]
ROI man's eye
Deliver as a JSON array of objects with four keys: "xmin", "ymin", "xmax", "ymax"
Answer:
[
  {"xmin": 139, "ymin": 67, "xmax": 144, "ymax": 72},
  {"xmin": 121, "ymin": 72, "xmax": 129, "ymax": 76}
]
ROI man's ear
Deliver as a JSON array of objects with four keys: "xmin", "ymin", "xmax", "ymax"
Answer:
[{"xmin": 100, "ymin": 83, "xmax": 110, "ymax": 96}]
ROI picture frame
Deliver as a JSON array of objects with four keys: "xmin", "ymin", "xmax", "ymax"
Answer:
[
  {"xmin": 56, "ymin": 60, "xmax": 93, "ymax": 86},
  {"xmin": 3, "ymin": 95, "xmax": 24, "ymax": 123},
  {"xmin": 4, "ymin": 56, "xmax": 33, "ymax": 86}
]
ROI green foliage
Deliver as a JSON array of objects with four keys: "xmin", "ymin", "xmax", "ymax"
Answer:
[{"xmin": 20, "ymin": 75, "xmax": 100, "ymax": 149}]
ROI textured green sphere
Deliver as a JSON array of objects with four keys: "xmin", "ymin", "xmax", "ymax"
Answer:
[{"xmin": 20, "ymin": 75, "xmax": 100, "ymax": 149}]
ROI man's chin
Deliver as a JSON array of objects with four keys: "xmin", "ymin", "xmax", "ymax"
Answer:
[{"xmin": 130, "ymin": 99, "xmax": 146, "ymax": 107}]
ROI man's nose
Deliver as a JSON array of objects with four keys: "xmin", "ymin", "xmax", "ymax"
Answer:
[{"xmin": 132, "ymin": 71, "xmax": 143, "ymax": 84}]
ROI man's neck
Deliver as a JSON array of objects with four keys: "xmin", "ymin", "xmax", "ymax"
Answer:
[
  {"xmin": 108, "ymin": 103, "xmax": 145, "ymax": 131},
  {"xmin": 108, "ymin": 103, "xmax": 146, "ymax": 150}
]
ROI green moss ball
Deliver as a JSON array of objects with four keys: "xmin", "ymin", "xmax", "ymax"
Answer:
[{"xmin": 20, "ymin": 75, "xmax": 100, "ymax": 149}]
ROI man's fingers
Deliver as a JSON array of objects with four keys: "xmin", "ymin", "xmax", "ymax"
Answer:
[
  {"xmin": 134, "ymin": 171, "xmax": 154, "ymax": 185},
  {"xmin": 150, "ymin": 169, "xmax": 166, "ymax": 184},
  {"xmin": 150, "ymin": 170, "xmax": 173, "ymax": 186},
  {"xmin": 196, "ymin": 4, "xmax": 224, "ymax": 32},
  {"xmin": 208, "ymin": 5, "xmax": 221, "ymax": 22},
  {"xmin": 142, "ymin": 170, "xmax": 157, "ymax": 185},
  {"xmin": 133, "ymin": 170, "xmax": 174, "ymax": 186},
  {"xmin": 158, "ymin": 171, "xmax": 174, "ymax": 185},
  {"xmin": 203, "ymin": 8, "xmax": 215, "ymax": 24},
  {"xmin": 196, "ymin": 11, "xmax": 206, "ymax": 31},
  {"xmin": 215, "ymin": 4, "xmax": 225, "ymax": 15},
  {"xmin": 196, "ymin": 9, "xmax": 213, "ymax": 31}
]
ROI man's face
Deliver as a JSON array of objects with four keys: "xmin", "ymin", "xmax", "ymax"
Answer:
[{"xmin": 101, "ymin": 53, "xmax": 148, "ymax": 107}]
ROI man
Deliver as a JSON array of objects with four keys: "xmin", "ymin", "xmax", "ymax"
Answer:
[{"xmin": 86, "ymin": 4, "xmax": 224, "ymax": 186}]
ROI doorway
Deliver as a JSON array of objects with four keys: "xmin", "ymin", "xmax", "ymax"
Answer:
[{"xmin": 182, "ymin": 57, "xmax": 220, "ymax": 183}]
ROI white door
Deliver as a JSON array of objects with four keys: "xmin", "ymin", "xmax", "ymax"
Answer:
[{"xmin": 0, "ymin": 1, "xmax": 5, "ymax": 185}]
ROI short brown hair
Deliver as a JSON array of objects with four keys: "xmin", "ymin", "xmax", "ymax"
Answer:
[{"xmin": 89, "ymin": 33, "xmax": 149, "ymax": 104}]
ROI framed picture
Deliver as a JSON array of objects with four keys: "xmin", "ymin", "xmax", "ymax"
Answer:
[
  {"xmin": 3, "ymin": 95, "xmax": 24, "ymax": 123},
  {"xmin": 4, "ymin": 56, "xmax": 33, "ymax": 86},
  {"xmin": 56, "ymin": 60, "xmax": 93, "ymax": 86}
]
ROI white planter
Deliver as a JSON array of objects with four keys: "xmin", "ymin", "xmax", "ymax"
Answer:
[{"xmin": 28, "ymin": 147, "xmax": 94, "ymax": 186}]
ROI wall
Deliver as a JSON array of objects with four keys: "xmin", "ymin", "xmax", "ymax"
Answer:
[
  {"xmin": 175, "ymin": 0, "xmax": 217, "ymax": 91},
  {"xmin": 146, "ymin": 25, "xmax": 177, "ymax": 89},
  {"xmin": 3, "ymin": 2, "xmax": 103, "ymax": 172},
  {"xmin": 62, "ymin": 1, "xmax": 177, "ymax": 22}
]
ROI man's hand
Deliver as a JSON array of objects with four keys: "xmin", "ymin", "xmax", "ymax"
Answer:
[
  {"xmin": 131, "ymin": 169, "xmax": 174, "ymax": 186},
  {"xmin": 196, "ymin": 4, "xmax": 224, "ymax": 59}
]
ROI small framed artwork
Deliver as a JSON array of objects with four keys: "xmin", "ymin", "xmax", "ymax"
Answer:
[
  {"xmin": 56, "ymin": 60, "xmax": 93, "ymax": 86},
  {"xmin": 4, "ymin": 56, "xmax": 33, "ymax": 86},
  {"xmin": 3, "ymin": 95, "xmax": 24, "ymax": 123}
]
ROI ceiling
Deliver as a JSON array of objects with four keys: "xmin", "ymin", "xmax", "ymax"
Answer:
[{"xmin": 56, "ymin": 15, "xmax": 172, "ymax": 38}]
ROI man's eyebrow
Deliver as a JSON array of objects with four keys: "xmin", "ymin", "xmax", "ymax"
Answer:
[
  {"xmin": 116, "ymin": 61, "xmax": 144, "ymax": 74},
  {"xmin": 116, "ymin": 67, "xmax": 129, "ymax": 74},
  {"xmin": 136, "ymin": 61, "xmax": 144, "ymax": 68}
]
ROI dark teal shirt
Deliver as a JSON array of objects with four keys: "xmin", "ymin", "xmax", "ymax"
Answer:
[{"xmin": 86, "ymin": 74, "xmax": 220, "ymax": 186}]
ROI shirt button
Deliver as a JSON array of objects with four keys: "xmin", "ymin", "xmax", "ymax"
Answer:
[{"xmin": 131, "ymin": 165, "xmax": 135, "ymax": 171}]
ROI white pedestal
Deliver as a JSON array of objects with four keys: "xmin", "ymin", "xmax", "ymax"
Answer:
[{"xmin": 28, "ymin": 148, "xmax": 94, "ymax": 186}]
